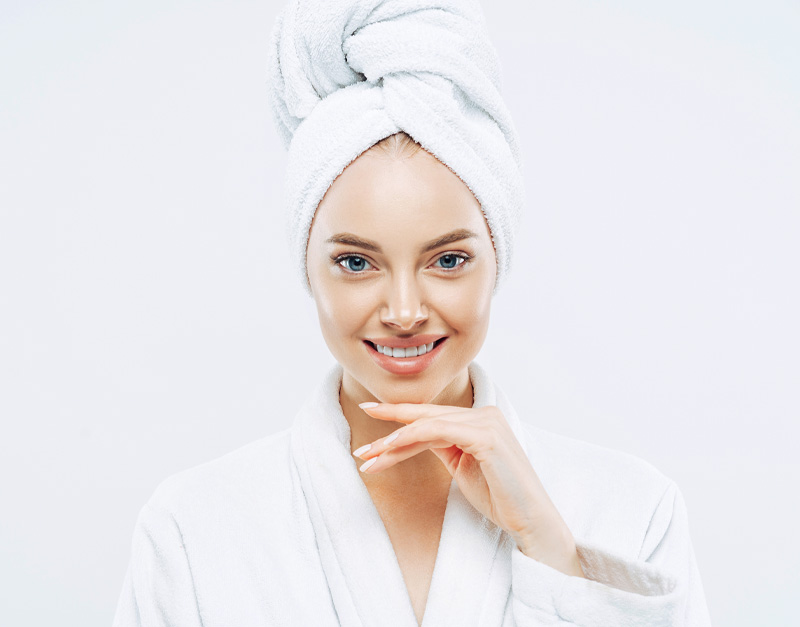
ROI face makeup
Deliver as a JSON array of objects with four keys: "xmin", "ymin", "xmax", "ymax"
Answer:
[{"xmin": 305, "ymin": 143, "xmax": 497, "ymax": 406}]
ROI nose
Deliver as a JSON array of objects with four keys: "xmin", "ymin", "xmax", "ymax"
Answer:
[{"xmin": 380, "ymin": 272, "xmax": 428, "ymax": 331}]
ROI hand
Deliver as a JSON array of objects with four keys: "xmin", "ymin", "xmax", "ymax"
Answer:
[{"xmin": 354, "ymin": 402, "xmax": 585, "ymax": 578}]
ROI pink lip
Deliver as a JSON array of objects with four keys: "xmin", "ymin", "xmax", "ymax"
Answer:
[{"xmin": 363, "ymin": 338, "xmax": 447, "ymax": 376}]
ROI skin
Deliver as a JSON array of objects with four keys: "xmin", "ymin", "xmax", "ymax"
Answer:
[{"xmin": 305, "ymin": 143, "xmax": 584, "ymax": 620}]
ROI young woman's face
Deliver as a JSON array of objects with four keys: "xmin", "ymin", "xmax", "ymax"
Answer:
[{"xmin": 306, "ymin": 145, "xmax": 497, "ymax": 404}]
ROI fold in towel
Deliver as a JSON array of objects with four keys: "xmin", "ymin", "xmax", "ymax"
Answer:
[{"xmin": 267, "ymin": 0, "xmax": 525, "ymax": 296}]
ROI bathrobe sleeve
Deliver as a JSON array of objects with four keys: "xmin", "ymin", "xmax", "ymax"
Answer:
[
  {"xmin": 112, "ymin": 501, "xmax": 204, "ymax": 627},
  {"xmin": 509, "ymin": 481, "xmax": 712, "ymax": 626}
]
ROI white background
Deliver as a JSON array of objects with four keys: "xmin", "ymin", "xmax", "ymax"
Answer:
[{"xmin": 1, "ymin": 0, "xmax": 798, "ymax": 625}]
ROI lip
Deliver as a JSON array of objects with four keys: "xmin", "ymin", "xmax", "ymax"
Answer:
[
  {"xmin": 363, "ymin": 337, "xmax": 447, "ymax": 376},
  {"xmin": 364, "ymin": 334, "xmax": 447, "ymax": 348}
]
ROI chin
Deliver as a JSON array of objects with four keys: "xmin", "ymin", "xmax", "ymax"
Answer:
[
  {"xmin": 376, "ymin": 381, "xmax": 444, "ymax": 404},
  {"xmin": 361, "ymin": 363, "xmax": 466, "ymax": 405}
]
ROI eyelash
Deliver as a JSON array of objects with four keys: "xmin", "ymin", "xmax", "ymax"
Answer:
[{"xmin": 331, "ymin": 252, "xmax": 474, "ymax": 275}]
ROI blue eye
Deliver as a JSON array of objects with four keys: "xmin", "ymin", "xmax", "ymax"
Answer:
[
  {"xmin": 436, "ymin": 254, "xmax": 466, "ymax": 269},
  {"xmin": 337, "ymin": 255, "xmax": 373, "ymax": 273}
]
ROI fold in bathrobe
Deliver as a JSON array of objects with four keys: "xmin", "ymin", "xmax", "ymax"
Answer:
[{"xmin": 112, "ymin": 361, "xmax": 712, "ymax": 626}]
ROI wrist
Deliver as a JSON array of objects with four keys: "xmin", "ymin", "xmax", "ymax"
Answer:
[{"xmin": 515, "ymin": 529, "xmax": 585, "ymax": 578}]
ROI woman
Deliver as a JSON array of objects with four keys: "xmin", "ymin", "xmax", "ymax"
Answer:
[{"xmin": 113, "ymin": 1, "xmax": 712, "ymax": 625}]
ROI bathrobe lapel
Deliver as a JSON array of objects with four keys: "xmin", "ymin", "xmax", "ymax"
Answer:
[{"xmin": 290, "ymin": 361, "xmax": 531, "ymax": 627}]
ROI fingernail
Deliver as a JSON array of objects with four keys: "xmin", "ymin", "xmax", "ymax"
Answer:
[
  {"xmin": 352, "ymin": 444, "xmax": 371, "ymax": 457},
  {"xmin": 383, "ymin": 431, "xmax": 400, "ymax": 446},
  {"xmin": 359, "ymin": 457, "xmax": 377, "ymax": 472},
  {"xmin": 359, "ymin": 402, "xmax": 379, "ymax": 409}
]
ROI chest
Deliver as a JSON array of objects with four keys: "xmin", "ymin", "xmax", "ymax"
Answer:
[{"xmin": 364, "ymin": 481, "xmax": 450, "ymax": 626}]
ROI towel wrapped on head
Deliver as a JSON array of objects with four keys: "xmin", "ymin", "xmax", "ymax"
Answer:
[{"xmin": 267, "ymin": 0, "xmax": 524, "ymax": 296}]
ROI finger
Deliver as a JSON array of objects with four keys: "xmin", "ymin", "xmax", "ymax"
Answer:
[
  {"xmin": 354, "ymin": 412, "xmax": 483, "ymax": 460},
  {"xmin": 357, "ymin": 432, "xmax": 455, "ymax": 461},
  {"xmin": 359, "ymin": 439, "xmax": 459, "ymax": 473},
  {"xmin": 359, "ymin": 402, "xmax": 468, "ymax": 424},
  {"xmin": 386, "ymin": 418, "xmax": 490, "ymax": 460}
]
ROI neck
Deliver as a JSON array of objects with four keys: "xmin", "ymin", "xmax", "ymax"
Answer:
[{"xmin": 339, "ymin": 367, "xmax": 474, "ymax": 489}]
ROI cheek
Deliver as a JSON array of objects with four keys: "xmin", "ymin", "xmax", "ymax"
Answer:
[
  {"xmin": 435, "ymin": 275, "xmax": 493, "ymax": 334},
  {"xmin": 314, "ymin": 280, "xmax": 372, "ymax": 344}
]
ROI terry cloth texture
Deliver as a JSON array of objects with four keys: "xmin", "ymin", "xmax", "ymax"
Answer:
[
  {"xmin": 112, "ymin": 361, "xmax": 713, "ymax": 626},
  {"xmin": 267, "ymin": 0, "xmax": 525, "ymax": 296}
]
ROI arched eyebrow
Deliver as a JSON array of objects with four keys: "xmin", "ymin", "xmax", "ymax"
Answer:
[{"xmin": 325, "ymin": 228, "xmax": 479, "ymax": 254}]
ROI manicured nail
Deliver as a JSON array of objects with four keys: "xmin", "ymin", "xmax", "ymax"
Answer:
[
  {"xmin": 383, "ymin": 431, "xmax": 400, "ymax": 446},
  {"xmin": 352, "ymin": 444, "xmax": 371, "ymax": 457},
  {"xmin": 359, "ymin": 457, "xmax": 377, "ymax": 472},
  {"xmin": 359, "ymin": 402, "xmax": 379, "ymax": 409}
]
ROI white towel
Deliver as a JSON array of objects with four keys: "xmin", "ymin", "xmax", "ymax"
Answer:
[{"xmin": 267, "ymin": 0, "xmax": 525, "ymax": 297}]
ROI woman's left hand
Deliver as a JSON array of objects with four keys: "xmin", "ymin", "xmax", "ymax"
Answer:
[{"xmin": 355, "ymin": 402, "xmax": 585, "ymax": 578}]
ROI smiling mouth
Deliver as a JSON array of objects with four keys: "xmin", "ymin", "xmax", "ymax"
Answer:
[{"xmin": 364, "ymin": 337, "xmax": 447, "ymax": 358}]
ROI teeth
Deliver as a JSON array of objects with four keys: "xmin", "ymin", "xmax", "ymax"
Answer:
[{"xmin": 374, "ymin": 341, "xmax": 438, "ymax": 358}]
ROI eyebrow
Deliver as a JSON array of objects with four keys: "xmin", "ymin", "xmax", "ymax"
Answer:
[{"xmin": 325, "ymin": 228, "xmax": 479, "ymax": 254}]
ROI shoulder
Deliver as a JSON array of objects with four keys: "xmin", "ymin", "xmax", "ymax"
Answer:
[
  {"xmin": 521, "ymin": 421, "xmax": 671, "ymax": 491},
  {"xmin": 144, "ymin": 426, "xmax": 295, "ymax": 520},
  {"xmin": 518, "ymin": 421, "xmax": 676, "ymax": 552},
  {"xmin": 126, "ymin": 427, "xmax": 320, "ymax": 611}
]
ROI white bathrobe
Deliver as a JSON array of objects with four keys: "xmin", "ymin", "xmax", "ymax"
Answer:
[{"xmin": 112, "ymin": 361, "xmax": 712, "ymax": 626}]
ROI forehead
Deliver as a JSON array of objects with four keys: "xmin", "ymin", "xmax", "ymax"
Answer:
[{"xmin": 311, "ymin": 147, "xmax": 491, "ymax": 241}]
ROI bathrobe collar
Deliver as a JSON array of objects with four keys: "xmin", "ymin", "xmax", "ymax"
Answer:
[{"xmin": 290, "ymin": 361, "xmax": 530, "ymax": 627}]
